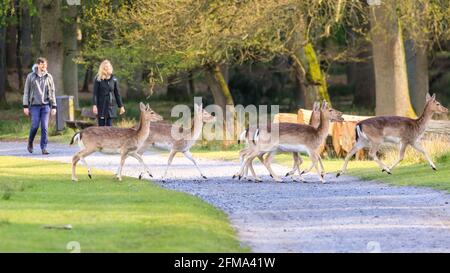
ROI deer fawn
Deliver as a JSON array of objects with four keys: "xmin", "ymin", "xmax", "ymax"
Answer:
[
  {"xmin": 137, "ymin": 103, "xmax": 216, "ymax": 180},
  {"xmin": 70, "ymin": 102, "xmax": 163, "ymax": 181},
  {"xmin": 233, "ymin": 101, "xmax": 324, "ymax": 182},
  {"xmin": 337, "ymin": 93, "xmax": 448, "ymax": 177},
  {"xmin": 237, "ymin": 102, "xmax": 343, "ymax": 183}
]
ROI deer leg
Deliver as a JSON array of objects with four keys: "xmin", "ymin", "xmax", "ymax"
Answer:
[
  {"xmin": 233, "ymin": 148, "xmax": 249, "ymax": 179},
  {"xmin": 246, "ymin": 152, "xmax": 273, "ymax": 181},
  {"xmin": 297, "ymin": 151, "xmax": 319, "ymax": 181},
  {"xmin": 183, "ymin": 151, "xmax": 207, "ymax": 179},
  {"xmin": 411, "ymin": 142, "xmax": 437, "ymax": 170},
  {"xmin": 307, "ymin": 151, "xmax": 324, "ymax": 183},
  {"xmin": 72, "ymin": 149, "xmax": 95, "ymax": 182},
  {"xmin": 117, "ymin": 151, "xmax": 130, "ymax": 181},
  {"xmin": 304, "ymin": 154, "xmax": 324, "ymax": 175},
  {"xmin": 298, "ymin": 154, "xmax": 317, "ymax": 176},
  {"xmin": 242, "ymin": 151, "xmax": 253, "ymax": 179},
  {"xmin": 263, "ymin": 151, "xmax": 282, "ymax": 182},
  {"xmin": 80, "ymin": 157, "xmax": 93, "ymax": 180},
  {"xmin": 72, "ymin": 152, "xmax": 82, "ymax": 182},
  {"xmin": 242, "ymin": 153, "xmax": 261, "ymax": 182},
  {"xmin": 237, "ymin": 149, "xmax": 252, "ymax": 179},
  {"xmin": 238, "ymin": 151, "xmax": 260, "ymax": 180},
  {"xmin": 162, "ymin": 150, "xmax": 178, "ymax": 180},
  {"xmin": 286, "ymin": 152, "xmax": 301, "ymax": 177},
  {"xmin": 389, "ymin": 142, "xmax": 408, "ymax": 170},
  {"xmin": 318, "ymin": 156, "xmax": 325, "ymax": 175},
  {"xmin": 369, "ymin": 143, "xmax": 391, "ymax": 174},
  {"xmin": 129, "ymin": 152, "xmax": 153, "ymax": 179},
  {"xmin": 247, "ymin": 160, "xmax": 261, "ymax": 182},
  {"xmin": 289, "ymin": 153, "xmax": 308, "ymax": 182},
  {"xmin": 243, "ymin": 152, "xmax": 265, "ymax": 182},
  {"xmin": 246, "ymin": 153, "xmax": 265, "ymax": 182},
  {"xmin": 239, "ymin": 148, "xmax": 248, "ymax": 164},
  {"xmin": 337, "ymin": 139, "xmax": 367, "ymax": 177},
  {"xmin": 137, "ymin": 146, "xmax": 146, "ymax": 156}
]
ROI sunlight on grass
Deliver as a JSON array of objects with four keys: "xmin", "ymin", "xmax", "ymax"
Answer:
[
  {"xmin": 381, "ymin": 134, "xmax": 450, "ymax": 164},
  {"xmin": 0, "ymin": 156, "xmax": 248, "ymax": 253}
]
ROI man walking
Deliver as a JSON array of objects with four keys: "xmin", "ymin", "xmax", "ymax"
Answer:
[{"xmin": 22, "ymin": 57, "xmax": 57, "ymax": 154}]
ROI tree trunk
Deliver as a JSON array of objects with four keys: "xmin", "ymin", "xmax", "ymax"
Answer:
[
  {"xmin": 353, "ymin": 60, "xmax": 376, "ymax": 109},
  {"xmin": 370, "ymin": 1, "xmax": 416, "ymax": 118},
  {"xmin": 127, "ymin": 68, "xmax": 146, "ymax": 100},
  {"xmin": 20, "ymin": 1, "xmax": 33, "ymax": 71},
  {"xmin": 290, "ymin": 43, "xmax": 331, "ymax": 109},
  {"xmin": 290, "ymin": 55, "xmax": 306, "ymax": 109},
  {"xmin": 167, "ymin": 74, "xmax": 189, "ymax": 101},
  {"xmin": 40, "ymin": 0, "xmax": 64, "ymax": 96},
  {"xmin": 405, "ymin": 40, "xmax": 428, "ymax": 114},
  {"xmin": 352, "ymin": 43, "xmax": 376, "ymax": 109},
  {"xmin": 187, "ymin": 70, "xmax": 195, "ymax": 96},
  {"xmin": 205, "ymin": 64, "xmax": 234, "ymax": 110},
  {"xmin": 63, "ymin": 3, "xmax": 79, "ymax": 108},
  {"xmin": 0, "ymin": 26, "xmax": 8, "ymax": 107},
  {"xmin": 16, "ymin": 0, "xmax": 23, "ymax": 90},
  {"xmin": 81, "ymin": 64, "xmax": 93, "ymax": 93},
  {"xmin": 31, "ymin": 7, "xmax": 40, "ymax": 61},
  {"xmin": 303, "ymin": 43, "xmax": 331, "ymax": 107},
  {"xmin": 5, "ymin": 21, "xmax": 17, "ymax": 71},
  {"xmin": 205, "ymin": 64, "xmax": 236, "ymax": 145}
]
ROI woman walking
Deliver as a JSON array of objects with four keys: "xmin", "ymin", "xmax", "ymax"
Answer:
[{"xmin": 92, "ymin": 60, "xmax": 125, "ymax": 126}]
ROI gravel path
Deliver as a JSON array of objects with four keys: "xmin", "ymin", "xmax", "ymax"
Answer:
[{"xmin": 1, "ymin": 141, "xmax": 450, "ymax": 252}]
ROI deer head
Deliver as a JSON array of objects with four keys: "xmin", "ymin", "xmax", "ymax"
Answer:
[
  {"xmin": 139, "ymin": 102, "xmax": 163, "ymax": 122},
  {"xmin": 426, "ymin": 93, "xmax": 448, "ymax": 114},
  {"xmin": 321, "ymin": 101, "xmax": 344, "ymax": 122},
  {"xmin": 194, "ymin": 103, "xmax": 216, "ymax": 123}
]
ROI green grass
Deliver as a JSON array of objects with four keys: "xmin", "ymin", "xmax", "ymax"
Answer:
[
  {"xmin": 0, "ymin": 97, "xmax": 195, "ymax": 144},
  {"xmin": 192, "ymin": 150, "xmax": 450, "ymax": 193},
  {"xmin": 0, "ymin": 156, "xmax": 248, "ymax": 253},
  {"xmin": 0, "ymin": 104, "xmax": 76, "ymax": 143}
]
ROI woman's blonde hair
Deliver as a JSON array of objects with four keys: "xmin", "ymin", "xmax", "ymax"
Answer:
[{"xmin": 96, "ymin": 60, "xmax": 113, "ymax": 80}]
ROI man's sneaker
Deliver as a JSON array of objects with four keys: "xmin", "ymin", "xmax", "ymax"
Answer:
[
  {"xmin": 42, "ymin": 149, "xmax": 50, "ymax": 155},
  {"xmin": 27, "ymin": 142, "xmax": 33, "ymax": 153}
]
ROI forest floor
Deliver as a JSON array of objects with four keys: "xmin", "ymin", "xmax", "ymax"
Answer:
[{"xmin": 1, "ymin": 141, "xmax": 450, "ymax": 252}]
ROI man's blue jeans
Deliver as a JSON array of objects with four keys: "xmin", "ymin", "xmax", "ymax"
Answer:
[{"xmin": 29, "ymin": 105, "xmax": 51, "ymax": 150}]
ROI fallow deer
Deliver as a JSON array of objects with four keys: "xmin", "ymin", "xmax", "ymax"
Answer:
[
  {"xmin": 137, "ymin": 103, "xmax": 216, "ymax": 180},
  {"xmin": 237, "ymin": 102, "xmax": 343, "ymax": 183},
  {"xmin": 336, "ymin": 93, "xmax": 448, "ymax": 177},
  {"xmin": 233, "ymin": 101, "xmax": 323, "ymax": 182},
  {"xmin": 70, "ymin": 102, "xmax": 163, "ymax": 181}
]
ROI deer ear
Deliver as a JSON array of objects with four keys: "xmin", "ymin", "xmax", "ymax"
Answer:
[
  {"xmin": 431, "ymin": 93, "xmax": 436, "ymax": 100},
  {"xmin": 140, "ymin": 102, "xmax": 146, "ymax": 112},
  {"xmin": 146, "ymin": 103, "xmax": 150, "ymax": 110},
  {"xmin": 426, "ymin": 93, "xmax": 431, "ymax": 101}
]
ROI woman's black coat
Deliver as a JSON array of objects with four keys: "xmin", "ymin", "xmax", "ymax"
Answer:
[{"xmin": 92, "ymin": 75, "xmax": 124, "ymax": 119}]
